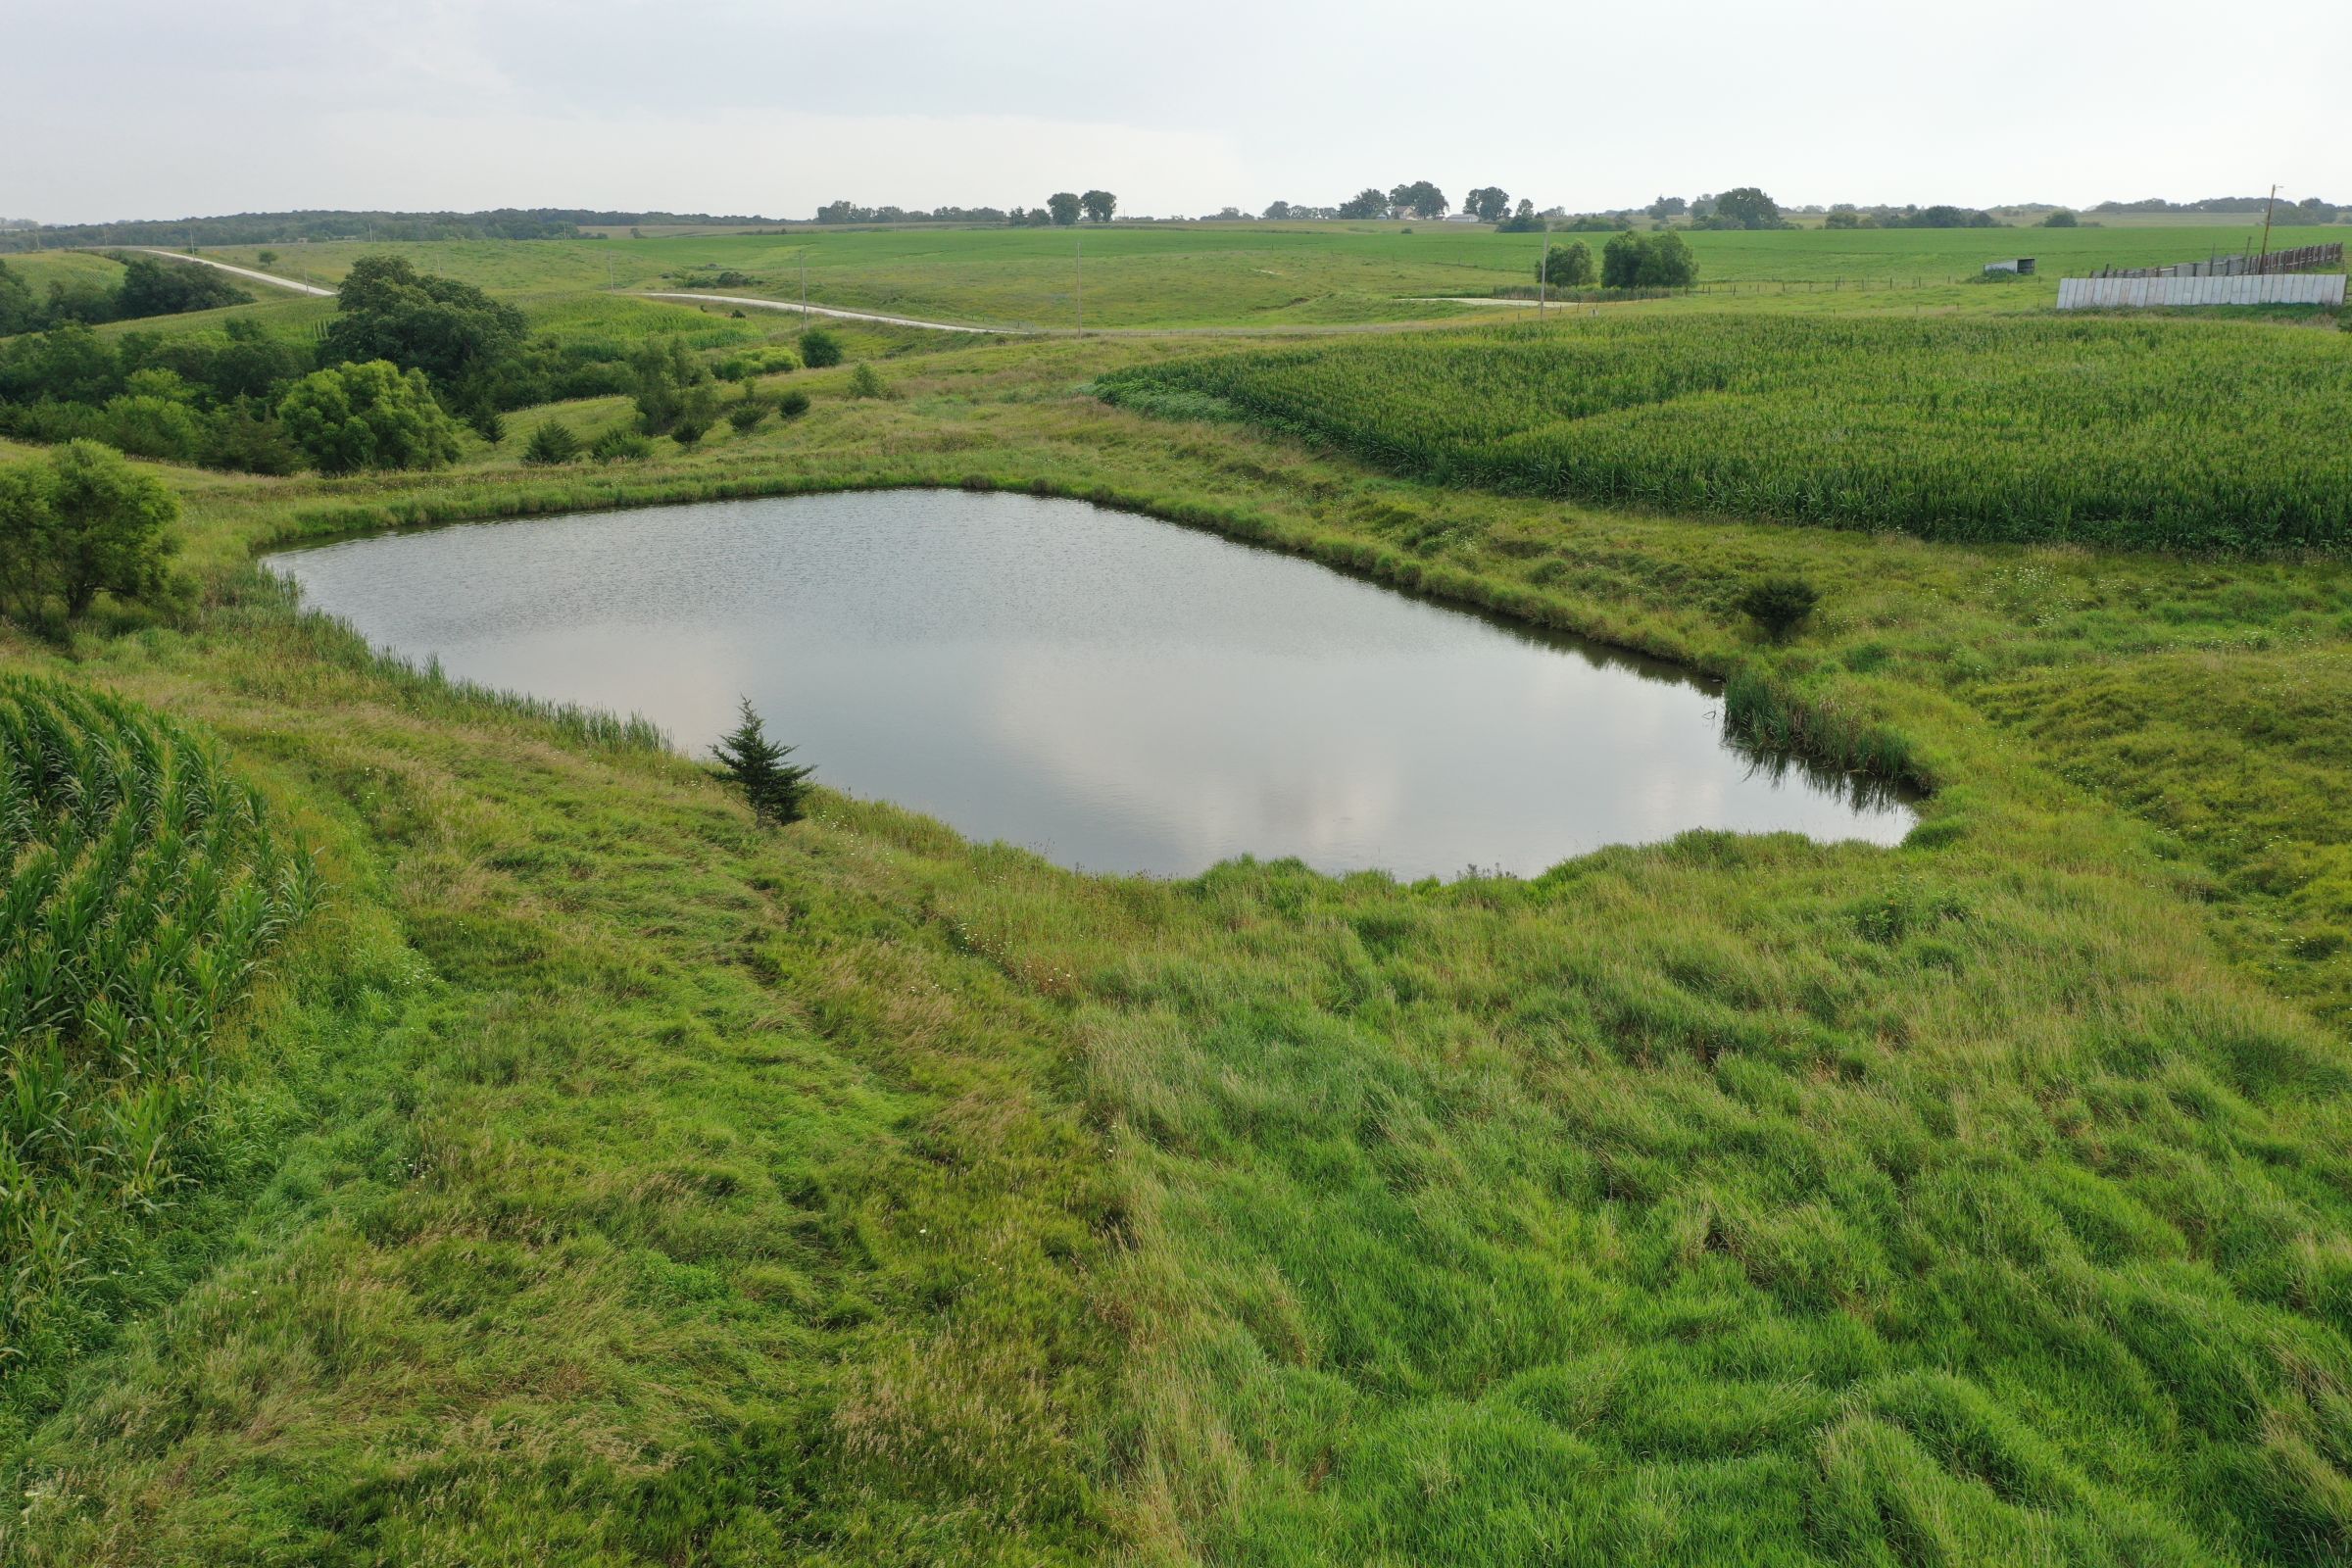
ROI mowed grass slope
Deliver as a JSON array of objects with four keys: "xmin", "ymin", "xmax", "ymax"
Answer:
[
  {"xmin": 2, "ymin": 600, "xmax": 1131, "ymax": 1564},
  {"xmin": 5, "ymin": 305, "xmax": 2352, "ymax": 1562}
]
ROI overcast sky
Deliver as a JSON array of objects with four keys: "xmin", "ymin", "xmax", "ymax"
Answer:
[{"xmin": 10, "ymin": 0, "xmax": 2347, "ymax": 223}]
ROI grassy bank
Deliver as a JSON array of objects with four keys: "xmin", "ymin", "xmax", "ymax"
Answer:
[
  {"xmin": 5, "ymin": 322, "xmax": 2352, "ymax": 1563},
  {"xmin": 2, "ymin": 594, "xmax": 1132, "ymax": 1563}
]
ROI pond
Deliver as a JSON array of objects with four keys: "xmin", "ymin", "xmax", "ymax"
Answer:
[{"xmin": 268, "ymin": 490, "xmax": 1914, "ymax": 879}]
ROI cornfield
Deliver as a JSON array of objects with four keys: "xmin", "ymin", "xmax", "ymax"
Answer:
[
  {"xmin": 1, "ymin": 677, "xmax": 318, "ymax": 1340},
  {"xmin": 1099, "ymin": 315, "xmax": 2352, "ymax": 551}
]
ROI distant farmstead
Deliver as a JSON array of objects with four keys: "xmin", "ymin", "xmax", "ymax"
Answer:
[{"xmin": 1984, "ymin": 257, "xmax": 2036, "ymax": 274}]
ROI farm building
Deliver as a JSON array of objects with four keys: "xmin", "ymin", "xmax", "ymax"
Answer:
[{"xmin": 1984, "ymin": 257, "xmax": 2036, "ymax": 275}]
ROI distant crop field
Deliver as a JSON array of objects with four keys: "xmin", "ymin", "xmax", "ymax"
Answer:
[
  {"xmin": 178, "ymin": 219, "xmax": 2335, "ymax": 329},
  {"xmin": 504, "ymin": 291, "xmax": 774, "ymax": 349},
  {"xmin": 84, "ymin": 292, "xmax": 334, "ymax": 345},
  {"xmin": 1099, "ymin": 314, "xmax": 2352, "ymax": 551},
  {"xmin": 0, "ymin": 250, "xmax": 126, "ymax": 293}
]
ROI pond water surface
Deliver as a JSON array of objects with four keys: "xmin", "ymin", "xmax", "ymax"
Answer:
[{"xmin": 269, "ymin": 491, "xmax": 1913, "ymax": 878}]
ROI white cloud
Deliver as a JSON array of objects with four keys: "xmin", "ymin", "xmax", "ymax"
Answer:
[{"xmin": 8, "ymin": 0, "xmax": 2346, "ymax": 221}]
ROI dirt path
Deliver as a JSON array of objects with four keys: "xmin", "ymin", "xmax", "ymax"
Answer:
[
  {"xmin": 639, "ymin": 291, "xmax": 1517, "ymax": 339},
  {"xmin": 125, "ymin": 247, "xmax": 335, "ymax": 297},
  {"xmin": 639, "ymin": 291, "xmax": 1003, "ymax": 333},
  {"xmin": 1401, "ymin": 296, "xmax": 1553, "ymax": 307}
]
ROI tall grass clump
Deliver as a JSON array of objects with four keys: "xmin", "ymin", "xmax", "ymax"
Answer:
[
  {"xmin": 1099, "ymin": 314, "xmax": 2352, "ymax": 551},
  {"xmin": 0, "ymin": 677, "xmax": 318, "ymax": 1349}
]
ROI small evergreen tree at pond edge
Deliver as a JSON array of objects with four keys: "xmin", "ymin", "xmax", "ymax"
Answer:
[
  {"xmin": 726, "ymin": 389, "xmax": 769, "ymax": 432},
  {"xmin": 522, "ymin": 419, "xmax": 580, "ymax": 465},
  {"xmin": 590, "ymin": 427, "xmax": 652, "ymax": 462},
  {"xmin": 710, "ymin": 699, "xmax": 813, "ymax": 826},
  {"xmin": 1735, "ymin": 575, "xmax": 1821, "ymax": 640}
]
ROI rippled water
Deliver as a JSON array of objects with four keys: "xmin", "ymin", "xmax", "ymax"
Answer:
[{"xmin": 269, "ymin": 490, "xmax": 1913, "ymax": 878}]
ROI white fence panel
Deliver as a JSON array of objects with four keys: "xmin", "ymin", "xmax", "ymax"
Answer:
[{"xmin": 2057, "ymin": 273, "xmax": 2346, "ymax": 310}]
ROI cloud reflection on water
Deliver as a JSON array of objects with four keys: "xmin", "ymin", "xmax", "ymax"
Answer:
[{"xmin": 270, "ymin": 491, "xmax": 1915, "ymax": 879}]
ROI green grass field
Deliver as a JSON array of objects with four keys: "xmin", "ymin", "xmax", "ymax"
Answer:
[
  {"xmin": 4, "ymin": 231, "xmax": 2352, "ymax": 1563},
  {"xmin": 0, "ymin": 252, "xmax": 131, "ymax": 295},
  {"xmin": 172, "ymin": 217, "xmax": 2338, "ymax": 328}
]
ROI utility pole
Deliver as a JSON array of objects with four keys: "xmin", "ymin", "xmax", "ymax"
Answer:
[
  {"xmin": 1075, "ymin": 231, "xmax": 1083, "ymax": 337},
  {"xmin": 802, "ymin": 262, "xmax": 808, "ymax": 318},
  {"xmin": 1537, "ymin": 216, "xmax": 1548, "ymax": 321},
  {"xmin": 2259, "ymin": 183, "xmax": 2278, "ymax": 271}
]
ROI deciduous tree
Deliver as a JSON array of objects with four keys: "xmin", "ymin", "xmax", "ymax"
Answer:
[
  {"xmin": 113, "ymin": 257, "xmax": 247, "ymax": 319},
  {"xmin": 1388, "ymin": 180, "xmax": 1448, "ymax": 220},
  {"xmin": 0, "ymin": 440, "xmax": 180, "ymax": 622},
  {"xmin": 0, "ymin": 322, "xmax": 120, "ymax": 405},
  {"xmin": 1496, "ymin": 199, "xmax": 1544, "ymax": 233},
  {"xmin": 798, "ymin": 328, "xmax": 843, "ymax": 368},
  {"xmin": 319, "ymin": 254, "xmax": 526, "ymax": 390},
  {"xmin": 1601, "ymin": 229, "xmax": 1699, "ymax": 288},
  {"xmin": 1543, "ymin": 241, "xmax": 1594, "ymax": 287},
  {"xmin": 0, "ymin": 261, "xmax": 36, "ymax": 335},
  {"xmin": 1712, "ymin": 187, "xmax": 1782, "ymax": 230},
  {"xmin": 276, "ymin": 360, "xmax": 463, "ymax": 475}
]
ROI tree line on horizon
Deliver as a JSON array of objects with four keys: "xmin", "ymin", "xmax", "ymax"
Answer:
[
  {"xmin": 0, "ymin": 209, "xmax": 800, "ymax": 254},
  {"xmin": 6, "ymin": 192, "xmax": 2339, "ymax": 251},
  {"xmin": 815, "ymin": 191, "xmax": 1118, "ymax": 227},
  {"xmin": 1257, "ymin": 185, "xmax": 1958, "ymax": 232}
]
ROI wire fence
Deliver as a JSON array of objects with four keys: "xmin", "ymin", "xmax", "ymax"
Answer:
[{"xmin": 1484, "ymin": 275, "xmax": 2005, "ymax": 301}]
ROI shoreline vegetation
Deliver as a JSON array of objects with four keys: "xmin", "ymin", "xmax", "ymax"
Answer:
[{"xmin": 3, "ymin": 229, "xmax": 2351, "ymax": 1562}]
